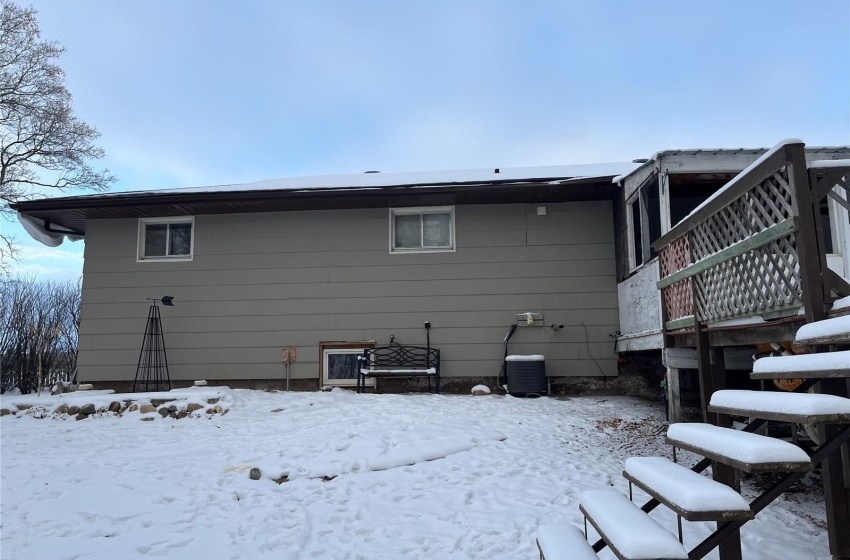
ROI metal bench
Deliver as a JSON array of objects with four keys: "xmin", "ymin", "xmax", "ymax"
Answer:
[{"xmin": 356, "ymin": 345, "xmax": 440, "ymax": 394}]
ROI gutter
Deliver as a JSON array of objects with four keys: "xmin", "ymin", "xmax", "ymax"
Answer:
[{"xmin": 18, "ymin": 213, "xmax": 84, "ymax": 247}]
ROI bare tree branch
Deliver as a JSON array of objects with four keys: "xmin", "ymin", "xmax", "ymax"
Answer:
[{"xmin": 0, "ymin": 1, "xmax": 115, "ymax": 271}]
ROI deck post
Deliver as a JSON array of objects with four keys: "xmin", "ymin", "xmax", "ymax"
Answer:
[
  {"xmin": 709, "ymin": 346, "xmax": 743, "ymax": 560},
  {"xmin": 819, "ymin": 378, "xmax": 850, "ymax": 559},
  {"xmin": 697, "ymin": 322, "xmax": 743, "ymax": 560},
  {"xmin": 791, "ymin": 144, "xmax": 846, "ymax": 557},
  {"xmin": 667, "ymin": 366, "xmax": 682, "ymax": 423},
  {"xmin": 695, "ymin": 323, "xmax": 715, "ymax": 426},
  {"xmin": 786, "ymin": 144, "xmax": 826, "ymax": 323}
]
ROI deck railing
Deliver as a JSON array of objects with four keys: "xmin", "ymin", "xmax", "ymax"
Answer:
[{"xmin": 652, "ymin": 141, "xmax": 840, "ymax": 331}]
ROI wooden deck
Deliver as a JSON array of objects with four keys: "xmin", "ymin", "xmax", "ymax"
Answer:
[{"xmin": 652, "ymin": 141, "xmax": 850, "ymax": 560}]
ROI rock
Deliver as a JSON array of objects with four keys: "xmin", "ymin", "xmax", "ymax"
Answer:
[
  {"xmin": 176, "ymin": 410, "xmax": 188, "ymax": 419},
  {"xmin": 75, "ymin": 413, "xmax": 87, "ymax": 421},
  {"xmin": 141, "ymin": 417, "xmax": 154, "ymax": 422},
  {"xmin": 471, "ymin": 384, "xmax": 491, "ymax": 396},
  {"xmin": 206, "ymin": 397, "xmax": 220, "ymax": 405},
  {"xmin": 249, "ymin": 468, "xmax": 261, "ymax": 480},
  {"xmin": 213, "ymin": 405, "xmax": 223, "ymax": 414},
  {"xmin": 158, "ymin": 407, "xmax": 170, "ymax": 417},
  {"xmin": 169, "ymin": 412, "xmax": 178, "ymax": 419},
  {"xmin": 271, "ymin": 408, "xmax": 285, "ymax": 413},
  {"xmin": 54, "ymin": 404, "xmax": 69, "ymax": 415},
  {"xmin": 167, "ymin": 405, "xmax": 178, "ymax": 413},
  {"xmin": 186, "ymin": 403, "xmax": 203, "ymax": 413},
  {"xmin": 50, "ymin": 381, "xmax": 71, "ymax": 395},
  {"xmin": 139, "ymin": 404, "xmax": 156, "ymax": 414},
  {"xmin": 128, "ymin": 404, "xmax": 139, "ymax": 412},
  {"xmin": 206, "ymin": 408, "xmax": 215, "ymax": 414},
  {"xmin": 108, "ymin": 401, "xmax": 121, "ymax": 413},
  {"xmin": 0, "ymin": 408, "xmax": 10, "ymax": 417},
  {"xmin": 15, "ymin": 404, "xmax": 32, "ymax": 411},
  {"xmin": 68, "ymin": 405, "xmax": 80, "ymax": 415},
  {"xmin": 79, "ymin": 403, "xmax": 96, "ymax": 416},
  {"xmin": 150, "ymin": 399, "xmax": 174, "ymax": 407}
]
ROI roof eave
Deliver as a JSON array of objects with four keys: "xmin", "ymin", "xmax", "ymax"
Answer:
[{"xmin": 13, "ymin": 175, "xmax": 620, "ymax": 236}]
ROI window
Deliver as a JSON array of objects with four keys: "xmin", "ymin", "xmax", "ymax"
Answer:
[
  {"xmin": 138, "ymin": 217, "xmax": 194, "ymax": 261},
  {"xmin": 320, "ymin": 342, "xmax": 375, "ymax": 387},
  {"xmin": 390, "ymin": 207, "xmax": 455, "ymax": 253},
  {"xmin": 627, "ymin": 179, "xmax": 661, "ymax": 271}
]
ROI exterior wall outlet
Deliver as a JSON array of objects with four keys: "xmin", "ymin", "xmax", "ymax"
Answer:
[{"xmin": 517, "ymin": 312, "xmax": 544, "ymax": 326}]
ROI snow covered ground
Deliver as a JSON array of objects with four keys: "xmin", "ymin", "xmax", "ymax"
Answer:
[{"xmin": 0, "ymin": 389, "xmax": 831, "ymax": 559}]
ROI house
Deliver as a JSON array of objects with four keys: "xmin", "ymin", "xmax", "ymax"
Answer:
[
  {"xmin": 15, "ymin": 162, "xmax": 646, "ymax": 392},
  {"xmin": 13, "ymin": 142, "xmax": 850, "ymax": 397}
]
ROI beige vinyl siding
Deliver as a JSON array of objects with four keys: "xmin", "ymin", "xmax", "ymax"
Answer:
[{"xmin": 78, "ymin": 202, "xmax": 619, "ymax": 382}]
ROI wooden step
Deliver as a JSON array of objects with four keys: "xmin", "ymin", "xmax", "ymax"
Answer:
[
  {"xmin": 536, "ymin": 524, "xmax": 598, "ymax": 560},
  {"xmin": 709, "ymin": 389, "xmax": 850, "ymax": 424},
  {"xmin": 666, "ymin": 423, "xmax": 813, "ymax": 473},
  {"xmin": 580, "ymin": 490, "xmax": 688, "ymax": 560},
  {"xmin": 623, "ymin": 457, "xmax": 753, "ymax": 522},
  {"xmin": 830, "ymin": 295, "xmax": 850, "ymax": 316},
  {"xmin": 750, "ymin": 350, "xmax": 850, "ymax": 379},
  {"xmin": 794, "ymin": 316, "xmax": 850, "ymax": 346}
]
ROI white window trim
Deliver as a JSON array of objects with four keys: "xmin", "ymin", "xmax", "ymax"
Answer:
[
  {"xmin": 322, "ymin": 348, "xmax": 374, "ymax": 387},
  {"xmin": 137, "ymin": 216, "xmax": 195, "ymax": 262},
  {"xmin": 389, "ymin": 206, "xmax": 456, "ymax": 254}
]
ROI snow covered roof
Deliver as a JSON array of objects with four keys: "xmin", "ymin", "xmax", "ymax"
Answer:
[
  {"xmin": 13, "ymin": 161, "xmax": 640, "ymax": 244},
  {"xmin": 50, "ymin": 162, "xmax": 643, "ymax": 200},
  {"xmin": 809, "ymin": 158, "xmax": 850, "ymax": 170},
  {"xmin": 614, "ymin": 144, "xmax": 850, "ymax": 186}
]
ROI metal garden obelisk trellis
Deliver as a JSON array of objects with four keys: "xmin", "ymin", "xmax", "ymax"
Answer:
[{"xmin": 133, "ymin": 296, "xmax": 174, "ymax": 392}]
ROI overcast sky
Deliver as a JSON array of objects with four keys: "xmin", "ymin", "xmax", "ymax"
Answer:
[{"xmin": 6, "ymin": 0, "xmax": 850, "ymax": 279}]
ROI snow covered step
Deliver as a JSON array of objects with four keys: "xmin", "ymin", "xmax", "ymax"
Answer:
[
  {"xmin": 579, "ymin": 490, "xmax": 688, "ymax": 560},
  {"xmin": 709, "ymin": 389, "xmax": 850, "ymax": 424},
  {"xmin": 832, "ymin": 295, "xmax": 850, "ymax": 315},
  {"xmin": 666, "ymin": 423, "xmax": 813, "ymax": 473},
  {"xmin": 794, "ymin": 316, "xmax": 850, "ymax": 346},
  {"xmin": 750, "ymin": 350, "xmax": 850, "ymax": 379},
  {"xmin": 536, "ymin": 524, "xmax": 598, "ymax": 560},
  {"xmin": 623, "ymin": 457, "xmax": 753, "ymax": 522}
]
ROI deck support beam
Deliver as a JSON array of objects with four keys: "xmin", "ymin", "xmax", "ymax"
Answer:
[{"xmin": 667, "ymin": 366, "xmax": 682, "ymax": 423}]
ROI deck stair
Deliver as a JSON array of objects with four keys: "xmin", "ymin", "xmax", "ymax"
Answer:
[
  {"xmin": 750, "ymin": 350, "xmax": 850, "ymax": 380},
  {"xmin": 708, "ymin": 389, "xmax": 850, "ymax": 425},
  {"xmin": 622, "ymin": 457, "xmax": 753, "ymax": 522},
  {"xmin": 794, "ymin": 315, "xmax": 850, "ymax": 346},
  {"xmin": 580, "ymin": 490, "xmax": 688, "ymax": 560},
  {"xmin": 540, "ymin": 313, "xmax": 850, "ymax": 560},
  {"xmin": 666, "ymin": 423, "xmax": 814, "ymax": 472},
  {"xmin": 536, "ymin": 524, "xmax": 599, "ymax": 560}
]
